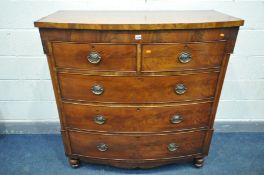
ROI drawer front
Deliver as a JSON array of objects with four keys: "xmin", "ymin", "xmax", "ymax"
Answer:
[
  {"xmin": 69, "ymin": 130, "xmax": 207, "ymax": 159},
  {"xmin": 52, "ymin": 42, "xmax": 137, "ymax": 71},
  {"xmin": 142, "ymin": 42, "xmax": 226, "ymax": 72},
  {"xmin": 58, "ymin": 72, "xmax": 218, "ymax": 103},
  {"xmin": 63, "ymin": 102, "xmax": 212, "ymax": 132}
]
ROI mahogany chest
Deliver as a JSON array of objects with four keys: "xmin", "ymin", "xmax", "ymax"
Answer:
[{"xmin": 35, "ymin": 10, "xmax": 244, "ymax": 169}]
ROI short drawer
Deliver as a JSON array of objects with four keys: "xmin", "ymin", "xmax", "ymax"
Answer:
[
  {"xmin": 52, "ymin": 42, "xmax": 137, "ymax": 71},
  {"xmin": 142, "ymin": 41, "xmax": 226, "ymax": 72},
  {"xmin": 63, "ymin": 102, "xmax": 212, "ymax": 132},
  {"xmin": 58, "ymin": 72, "xmax": 218, "ymax": 103},
  {"xmin": 69, "ymin": 130, "xmax": 208, "ymax": 159}
]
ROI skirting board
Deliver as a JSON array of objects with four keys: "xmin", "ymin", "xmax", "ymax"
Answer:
[{"xmin": 0, "ymin": 121, "xmax": 264, "ymax": 134}]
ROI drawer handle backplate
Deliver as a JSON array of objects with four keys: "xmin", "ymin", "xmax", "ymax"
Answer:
[
  {"xmin": 87, "ymin": 51, "xmax": 101, "ymax": 64},
  {"xmin": 179, "ymin": 52, "xmax": 192, "ymax": 63},
  {"xmin": 91, "ymin": 84, "xmax": 104, "ymax": 95},
  {"xmin": 170, "ymin": 115, "xmax": 183, "ymax": 124},
  {"xmin": 94, "ymin": 115, "xmax": 106, "ymax": 125},
  {"xmin": 175, "ymin": 84, "xmax": 187, "ymax": 95},
  {"xmin": 168, "ymin": 143, "xmax": 179, "ymax": 152},
  {"xmin": 97, "ymin": 143, "xmax": 108, "ymax": 152}
]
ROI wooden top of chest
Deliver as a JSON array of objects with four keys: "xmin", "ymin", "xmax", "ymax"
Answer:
[{"xmin": 34, "ymin": 10, "xmax": 244, "ymax": 30}]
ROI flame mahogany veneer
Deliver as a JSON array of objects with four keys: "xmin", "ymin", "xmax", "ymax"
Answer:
[{"xmin": 35, "ymin": 10, "xmax": 243, "ymax": 169}]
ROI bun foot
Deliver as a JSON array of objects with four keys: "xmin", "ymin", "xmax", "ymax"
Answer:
[
  {"xmin": 194, "ymin": 157, "xmax": 204, "ymax": 168},
  {"xmin": 68, "ymin": 158, "xmax": 80, "ymax": 168}
]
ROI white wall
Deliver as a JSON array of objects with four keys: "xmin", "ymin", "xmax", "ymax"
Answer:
[{"xmin": 0, "ymin": 0, "xmax": 263, "ymax": 122}]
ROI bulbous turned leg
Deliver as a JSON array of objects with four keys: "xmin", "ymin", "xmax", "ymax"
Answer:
[
  {"xmin": 68, "ymin": 158, "xmax": 80, "ymax": 168},
  {"xmin": 194, "ymin": 157, "xmax": 204, "ymax": 168}
]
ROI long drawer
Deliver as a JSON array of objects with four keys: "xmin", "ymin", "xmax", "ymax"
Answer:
[
  {"xmin": 52, "ymin": 42, "xmax": 137, "ymax": 71},
  {"xmin": 69, "ymin": 130, "xmax": 208, "ymax": 159},
  {"xmin": 58, "ymin": 72, "xmax": 219, "ymax": 103},
  {"xmin": 63, "ymin": 102, "xmax": 212, "ymax": 132},
  {"xmin": 142, "ymin": 41, "xmax": 226, "ymax": 72}
]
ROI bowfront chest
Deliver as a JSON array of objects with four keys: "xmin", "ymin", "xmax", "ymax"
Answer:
[{"xmin": 35, "ymin": 10, "xmax": 244, "ymax": 169}]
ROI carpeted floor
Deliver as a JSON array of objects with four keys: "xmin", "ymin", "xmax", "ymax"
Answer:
[{"xmin": 0, "ymin": 133, "xmax": 263, "ymax": 175}]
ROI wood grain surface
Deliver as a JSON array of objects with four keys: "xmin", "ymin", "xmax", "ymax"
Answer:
[
  {"xmin": 63, "ymin": 102, "xmax": 212, "ymax": 133},
  {"xmin": 58, "ymin": 72, "xmax": 219, "ymax": 103},
  {"xmin": 34, "ymin": 10, "xmax": 244, "ymax": 30},
  {"xmin": 52, "ymin": 42, "xmax": 137, "ymax": 71},
  {"xmin": 142, "ymin": 41, "xmax": 226, "ymax": 72},
  {"xmin": 69, "ymin": 129, "xmax": 207, "ymax": 159}
]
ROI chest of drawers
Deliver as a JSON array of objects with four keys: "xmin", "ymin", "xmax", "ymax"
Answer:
[{"xmin": 35, "ymin": 10, "xmax": 244, "ymax": 169}]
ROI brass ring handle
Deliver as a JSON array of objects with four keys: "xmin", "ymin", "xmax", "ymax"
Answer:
[
  {"xmin": 94, "ymin": 115, "xmax": 106, "ymax": 125},
  {"xmin": 97, "ymin": 143, "xmax": 108, "ymax": 152},
  {"xmin": 168, "ymin": 143, "xmax": 179, "ymax": 152},
  {"xmin": 175, "ymin": 84, "xmax": 187, "ymax": 95},
  {"xmin": 87, "ymin": 51, "xmax": 101, "ymax": 64},
  {"xmin": 91, "ymin": 84, "xmax": 104, "ymax": 95},
  {"xmin": 170, "ymin": 115, "xmax": 183, "ymax": 124},
  {"xmin": 178, "ymin": 52, "xmax": 192, "ymax": 63}
]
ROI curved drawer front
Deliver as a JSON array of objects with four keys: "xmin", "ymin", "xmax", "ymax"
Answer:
[
  {"xmin": 142, "ymin": 41, "xmax": 226, "ymax": 72},
  {"xmin": 58, "ymin": 72, "xmax": 218, "ymax": 103},
  {"xmin": 63, "ymin": 102, "xmax": 212, "ymax": 132},
  {"xmin": 52, "ymin": 42, "xmax": 137, "ymax": 71},
  {"xmin": 69, "ymin": 130, "xmax": 207, "ymax": 159}
]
